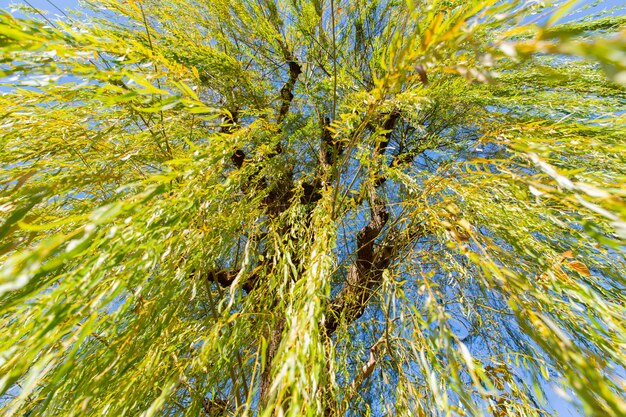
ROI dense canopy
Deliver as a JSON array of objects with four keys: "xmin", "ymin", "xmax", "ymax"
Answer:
[{"xmin": 1, "ymin": 0, "xmax": 626, "ymax": 416}]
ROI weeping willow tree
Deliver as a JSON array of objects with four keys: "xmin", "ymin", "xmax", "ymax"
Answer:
[{"xmin": 1, "ymin": 0, "xmax": 625, "ymax": 415}]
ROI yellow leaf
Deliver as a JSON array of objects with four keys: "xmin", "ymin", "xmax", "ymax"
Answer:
[{"xmin": 569, "ymin": 261, "xmax": 591, "ymax": 277}]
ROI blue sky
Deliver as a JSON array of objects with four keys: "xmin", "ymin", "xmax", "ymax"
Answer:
[{"xmin": 1, "ymin": 0, "xmax": 80, "ymax": 15}]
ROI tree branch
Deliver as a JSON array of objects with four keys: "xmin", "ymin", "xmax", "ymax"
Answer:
[
  {"xmin": 202, "ymin": 397, "xmax": 231, "ymax": 416},
  {"xmin": 324, "ymin": 110, "xmax": 402, "ymax": 335},
  {"xmin": 259, "ymin": 319, "xmax": 285, "ymax": 406},
  {"xmin": 325, "ymin": 190, "xmax": 392, "ymax": 335},
  {"xmin": 277, "ymin": 52, "xmax": 301, "ymax": 124},
  {"xmin": 206, "ymin": 268, "xmax": 258, "ymax": 294},
  {"xmin": 319, "ymin": 116, "xmax": 344, "ymax": 168},
  {"xmin": 339, "ymin": 338, "xmax": 385, "ymax": 413},
  {"xmin": 374, "ymin": 109, "xmax": 401, "ymax": 157}
]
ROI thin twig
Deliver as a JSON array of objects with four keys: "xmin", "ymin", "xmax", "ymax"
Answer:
[
  {"xmin": 45, "ymin": 0, "xmax": 68, "ymax": 18},
  {"xmin": 23, "ymin": 0, "xmax": 56, "ymax": 27}
]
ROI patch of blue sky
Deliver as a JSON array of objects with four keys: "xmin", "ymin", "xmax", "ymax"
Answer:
[{"xmin": 1, "ymin": 0, "xmax": 81, "ymax": 17}]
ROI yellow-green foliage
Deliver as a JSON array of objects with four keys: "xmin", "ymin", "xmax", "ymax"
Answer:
[{"xmin": 0, "ymin": 1, "xmax": 625, "ymax": 416}]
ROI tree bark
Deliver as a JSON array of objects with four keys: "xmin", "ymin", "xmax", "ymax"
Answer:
[{"xmin": 259, "ymin": 320, "xmax": 285, "ymax": 407}]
